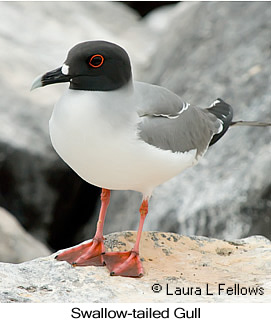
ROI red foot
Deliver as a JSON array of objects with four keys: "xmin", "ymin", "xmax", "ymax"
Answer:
[
  {"xmin": 103, "ymin": 250, "xmax": 144, "ymax": 277},
  {"xmin": 55, "ymin": 238, "xmax": 105, "ymax": 266}
]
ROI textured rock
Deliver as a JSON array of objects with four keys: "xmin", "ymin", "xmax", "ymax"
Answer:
[
  {"xmin": 0, "ymin": 232, "xmax": 270, "ymax": 302},
  {"xmin": 0, "ymin": 207, "xmax": 51, "ymax": 263}
]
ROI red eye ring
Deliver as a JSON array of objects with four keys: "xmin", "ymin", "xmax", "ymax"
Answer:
[{"xmin": 89, "ymin": 54, "xmax": 104, "ymax": 68}]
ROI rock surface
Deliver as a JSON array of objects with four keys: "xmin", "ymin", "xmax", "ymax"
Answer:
[
  {"xmin": 0, "ymin": 207, "xmax": 51, "ymax": 263},
  {"xmin": 0, "ymin": 232, "xmax": 270, "ymax": 303}
]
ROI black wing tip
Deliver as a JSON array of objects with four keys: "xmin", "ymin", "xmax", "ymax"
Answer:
[{"xmin": 208, "ymin": 98, "xmax": 233, "ymax": 146}]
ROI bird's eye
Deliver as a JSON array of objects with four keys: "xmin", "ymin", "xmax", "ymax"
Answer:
[{"xmin": 88, "ymin": 54, "xmax": 104, "ymax": 68}]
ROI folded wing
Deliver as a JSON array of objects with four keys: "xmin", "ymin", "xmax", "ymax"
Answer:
[{"xmin": 135, "ymin": 82, "xmax": 233, "ymax": 157}]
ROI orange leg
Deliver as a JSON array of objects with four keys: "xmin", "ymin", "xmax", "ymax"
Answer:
[
  {"xmin": 55, "ymin": 188, "xmax": 110, "ymax": 266},
  {"xmin": 103, "ymin": 199, "xmax": 149, "ymax": 277}
]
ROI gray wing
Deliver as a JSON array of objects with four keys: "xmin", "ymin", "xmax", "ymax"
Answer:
[{"xmin": 135, "ymin": 82, "xmax": 223, "ymax": 157}]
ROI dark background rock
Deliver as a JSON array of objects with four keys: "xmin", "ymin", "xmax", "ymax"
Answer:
[
  {"xmin": 124, "ymin": 1, "xmax": 179, "ymax": 17},
  {"xmin": 0, "ymin": 1, "xmax": 270, "ymax": 260}
]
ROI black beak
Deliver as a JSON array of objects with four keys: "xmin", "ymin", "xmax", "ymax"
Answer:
[{"xmin": 31, "ymin": 66, "xmax": 71, "ymax": 90}]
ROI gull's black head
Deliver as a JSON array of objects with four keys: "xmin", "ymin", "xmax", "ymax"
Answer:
[{"xmin": 31, "ymin": 40, "xmax": 132, "ymax": 91}]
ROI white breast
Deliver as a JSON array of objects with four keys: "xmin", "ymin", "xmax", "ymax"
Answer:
[{"xmin": 49, "ymin": 88, "xmax": 198, "ymax": 198}]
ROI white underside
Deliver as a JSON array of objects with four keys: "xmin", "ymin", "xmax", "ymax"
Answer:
[{"xmin": 49, "ymin": 87, "xmax": 200, "ymax": 197}]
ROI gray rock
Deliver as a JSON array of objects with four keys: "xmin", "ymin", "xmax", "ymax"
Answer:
[
  {"xmin": 0, "ymin": 232, "xmax": 270, "ymax": 302},
  {"xmin": 102, "ymin": 1, "xmax": 271, "ymax": 241},
  {"xmin": 0, "ymin": 207, "xmax": 51, "ymax": 263}
]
